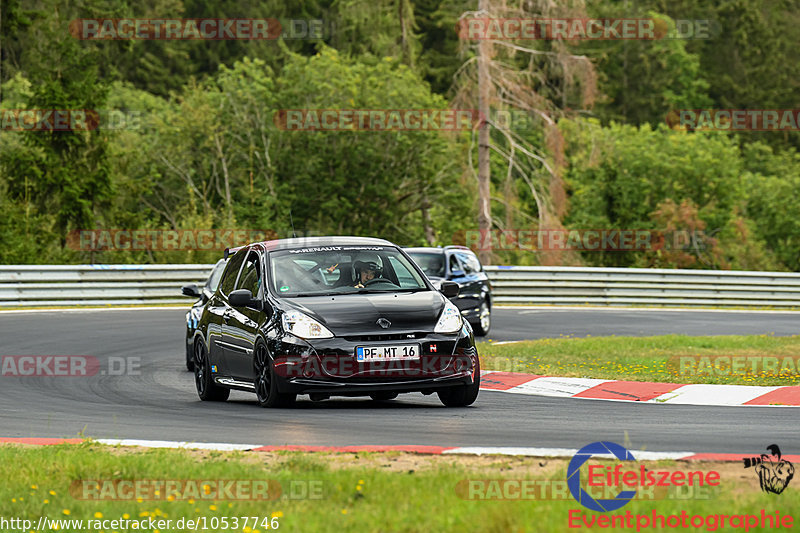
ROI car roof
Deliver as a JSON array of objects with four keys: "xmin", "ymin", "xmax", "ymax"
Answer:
[
  {"xmin": 404, "ymin": 247, "xmax": 442, "ymax": 255},
  {"xmin": 404, "ymin": 246, "xmax": 474, "ymax": 254},
  {"xmin": 227, "ymin": 236, "xmax": 396, "ymax": 257}
]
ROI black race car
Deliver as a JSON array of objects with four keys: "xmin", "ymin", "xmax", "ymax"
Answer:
[
  {"xmin": 405, "ymin": 246, "xmax": 492, "ymax": 336},
  {"xmin": 181, "ymin": 258, "xmax": 227, "ymax": 371},
  {"xmin": 190, "ymin": 236, "xmax": 480, "ymax": 407}
]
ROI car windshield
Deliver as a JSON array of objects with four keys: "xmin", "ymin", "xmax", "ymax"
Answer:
[
  {"xmin": 407, "ymin": 252, "xmax": 445, "ymax": 278},
  {"xmin": 207, "ymin": 260, "xmax": 227, "ymax": 292},
  {"xmin": 269, "ymin": 245, "xmax": 428, "ymax": 297}
]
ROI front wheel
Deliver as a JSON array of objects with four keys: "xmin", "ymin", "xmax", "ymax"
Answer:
[
  {"xmin": 438, "ymin": 357, "xmax": 480, "ymax": 407},
  {"xmin": 194, "ymin": 341, "xmax": 230, "ymax": 402},
  {"xmin": 470, "ymin": 301, "xmax": 491, "ymax": 336},
  {"xmin": 254, "ymin": 343, "xmax": 296, "ymax": 408}
]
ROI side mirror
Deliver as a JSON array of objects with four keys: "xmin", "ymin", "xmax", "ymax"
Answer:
[
  {"xmin": 440, "ymin": 281, "xmax": 460, "ymax": 298},
  {"xmin": 181, "ymin": 284, "xmax": 202, "ymax": 298},
  {"xmin": 229, "ymin": 289, "xmax": 263, "ymax": 311}
]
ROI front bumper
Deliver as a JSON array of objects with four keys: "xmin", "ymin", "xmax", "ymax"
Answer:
[
  {"xmin": 267, "ymin": 327, "xmax": 477, "ymax": 395},
  {"xmin": 280, "ymin": 373, "xmax": 473, "ymax": 395}
]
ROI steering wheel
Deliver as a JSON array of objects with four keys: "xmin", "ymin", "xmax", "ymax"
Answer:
[{"xmin": 364, "ymin": 278, "xmax": 398, "ymax": 287}]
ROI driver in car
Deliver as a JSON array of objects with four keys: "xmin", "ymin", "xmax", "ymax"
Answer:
[{"xmin": 353, "ymin": 260, "xmax": 382, "ymax": 288}]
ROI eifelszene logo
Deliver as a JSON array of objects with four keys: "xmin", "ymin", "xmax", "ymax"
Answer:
[
  {"xmin": 744, "ymin": 445, "xmax": 794, "ymax": 495},
  {"xmin": 567, "ymin": 442, "xmax": 720, "ymax": 513},
  {"xmin": 568, "ymin": 442, "xmax": 637, "ymax": 512}
]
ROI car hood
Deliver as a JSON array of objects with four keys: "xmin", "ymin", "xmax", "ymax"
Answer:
[{"xmin": 280, "ymin": 291, "xmax": 445, "ymax": 335}]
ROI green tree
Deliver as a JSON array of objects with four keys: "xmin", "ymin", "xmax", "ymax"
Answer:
[
  {"xmin": 560, "ymin": 119, "xmax": 748, "ymax": 268},
  {"xmin": 741, "ymin": 142, "xmax": 800, "ymax": 271},
  {"xmin": 270, "ymin": 47, "xmax": 467, "ymax": 244},
  {"xmin": 1, "ymin": 4, "xmax": 112, "ymax": 254},
  {"xmin": 584, "ymin": 11, "xmax": 712, "ymax": 127}
]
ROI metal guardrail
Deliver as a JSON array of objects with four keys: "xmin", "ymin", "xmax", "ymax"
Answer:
[
  {"xmin": 485, "ymin": 265, "xmax": 800, "ymax": 308},
  {"xmin": 0, "ymin": 265, "xmax": 212, "ymax": 307},
  {"xmin": 2, "ymin": 264, "xmax": 800, "ymax": 308}
]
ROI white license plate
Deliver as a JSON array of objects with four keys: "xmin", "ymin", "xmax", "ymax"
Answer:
[{"xmin": 355, "ymin": 345, "xmax": 420, "ymax": 361}]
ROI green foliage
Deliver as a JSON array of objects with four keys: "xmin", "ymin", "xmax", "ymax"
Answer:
[
  {"xmin": 3, "ymin": 0, "xmax": 800, "ymax": 270},
  {"xmin": 1, "ymin": 3, "xmax": 112, "ymax": 260},
  {"xmin": 560, "ymin": 119, "xmax": 786, "ymax": 270},
  {"xmin": 269, "ymin": 48, "xmax": 465, "ymax": 243},
  {"xmin": 584, "ymin": 11, "xmax": 712, "ymax": 127},
  {"xmin": 9, "ymin": 48, "xmax": 468, "ymax": 263},
  {"xmin": 587, "ymin": 0, "xmax": 800, "ymax": 151},
  {"xmin": 741, "ymin": 143, "xmax": 800, "ymax": 271},
  {"xmin": 563, "ymin": 120, "xmax": 740, "ymax": 226}
]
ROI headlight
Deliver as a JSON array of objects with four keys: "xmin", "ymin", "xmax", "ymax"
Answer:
[
  {"xmin": 434, "ymin": 300, "xmax": 463, "ymax": 334},
  {"xmin": 282, "ymin": 310, "xmax": 334, "ymax": 339}
]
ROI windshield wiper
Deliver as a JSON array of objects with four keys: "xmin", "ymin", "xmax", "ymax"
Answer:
[
  {"xmin": 393, "ymin": 288, "xmax": 429, "ymax": 293},
  {"xmin": 353, "ymin": 288, "xmax": 428, "ymax": 294},
  {"xmin": 289, "ymin": 291, "xmax": 344, "ymax": 297}
]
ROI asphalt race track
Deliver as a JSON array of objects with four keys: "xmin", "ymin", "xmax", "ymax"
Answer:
[
  {"xmin": 0, "ymin": 307, "xmax": 797, "ymax": 453},
  {"xmin": 487, "ymin": 307, "xmax": 800, "ymax": 342}
]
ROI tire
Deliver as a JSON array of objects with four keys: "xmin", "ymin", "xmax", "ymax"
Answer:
[
  {"xmin": 438, "ymin": 357, "xmax": 480, "ymax": 407},
  {"xmin": 185, "ymin": 329, "xmax": 194, "ymax": 372},
  {"xmin": 470, "ymin": 300, "xmax": 491, "ymax": 337},
  {"xmin": 254, "ymin": 342, "xmax": 296, "ymax": 408},
  {"xmin": 194, "ymin": 341, "xmax": 230, "ymax": 402},
  {"xmin": 370, "ymin": 392, "xmax": 398, "ymax": 401}
]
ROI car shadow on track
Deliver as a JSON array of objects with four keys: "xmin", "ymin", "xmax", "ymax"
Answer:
[{"xmin": 224, "ymin": 397, "xmax": 472, "ymax": 410}]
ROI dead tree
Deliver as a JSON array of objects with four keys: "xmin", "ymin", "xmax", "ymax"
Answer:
[{"xmin": 454, "ymin": 0, "xmax": 597, "ymax": 265}]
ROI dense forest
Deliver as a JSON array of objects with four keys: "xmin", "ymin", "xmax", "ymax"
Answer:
[{"xmin": 2, "ymin": 0, "xmax": 800, "ymax": 270}]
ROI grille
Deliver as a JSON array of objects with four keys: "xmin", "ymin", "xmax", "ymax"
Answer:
[{"xmin": 343, "ymin": 332, "xmax": 426, "ymax": 342}]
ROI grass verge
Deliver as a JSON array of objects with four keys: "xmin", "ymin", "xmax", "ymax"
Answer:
[
  {"xmin": 0, "ymin": 443, "xmax": 795, "ymax": 533},
  {"xmin": 478, "ymin": 334, "xmax": 800, "ymax": 385}
]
